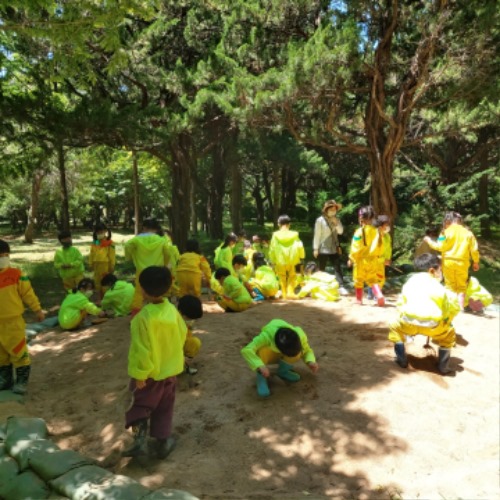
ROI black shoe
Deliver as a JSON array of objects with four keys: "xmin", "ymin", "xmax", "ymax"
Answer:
[
  {"xmin": 12, "ymin": 365, "xmax": 30, "ymax": 395},
  {"xmin": 153, "ymin": 436, "xmax": 176, "ymax": 459},
  {"xmin": 0, "ymin": 364, "xmax": 13, "ymax": 391},
  {"xmin": 122, "ymin": 419, "xmax": 148, "ymax": 457}
]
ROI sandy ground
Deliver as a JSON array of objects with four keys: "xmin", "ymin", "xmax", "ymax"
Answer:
[{"xmin": 4, "ymin": 295, "xmax": 499, "ymax": 500}]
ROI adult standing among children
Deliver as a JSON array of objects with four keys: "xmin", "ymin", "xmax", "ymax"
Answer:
[{"xmin": 312, "ymin": 200, "xmax": 348, "ymax": 296}]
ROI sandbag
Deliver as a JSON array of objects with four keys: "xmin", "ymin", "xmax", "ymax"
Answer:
[
  {"xmin": 0, "ymin": 455, "xmax": 20, "ymax": 497},
  {"xmin": 4, "ymin": 416, "xmax": 48, "ymax": 454},
  {"xmin": 29, "ymin": 449, "xmax": 94, "ymax": 481},
  {"xmin": 142, "ymin": 489, "xmax": 200, "ymax": 500},
  {"xmin": 49, "ymin": 464, "xmax": 113, "ymax": 499},
  {"xmin": 83, "ymin": 474, "xmax": 150, "ymax": 500},
  {"xmin": 2, "ymin": 469, "xmax": 51, "ymax": 500},
  {"xmin": 9, "ymin": 438, "xmax": 59, "ymax": 471}
]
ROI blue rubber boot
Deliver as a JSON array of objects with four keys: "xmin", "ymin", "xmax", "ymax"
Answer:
[
  {"xmin": 394, "ymin": 343, "xmax": 408, "ymax": 368},
  {"xmin": 438, "ymin": 348, "xmax": 453, "ymax": 374},
  {"xmin": 277, "ymin": 360, "xmax": 301, "ymax": 382},
  {"xmin": 256, "ymin": 373, "xmax": 270, "ymax": 397}
]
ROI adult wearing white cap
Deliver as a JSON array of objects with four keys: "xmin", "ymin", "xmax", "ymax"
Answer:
[{"xmin": 312, "ymin": 200, "xmax": 348, "ymax": 296}]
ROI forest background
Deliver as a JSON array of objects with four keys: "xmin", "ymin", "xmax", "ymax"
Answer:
[{"xmin": 1, "ymin": 0, "xmax": 499, "ymax": 300}]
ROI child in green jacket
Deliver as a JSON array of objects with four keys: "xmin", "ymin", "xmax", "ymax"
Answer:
[
  {"xmin": 241, "ymin": 319, "xmax": 318, "ymax": 397},
  {"xmin": 214, "ymin": 267, "xmax": 254, "ymax": 312},
  {"xmin": 54, "ymin": 231, "xmax": 85, "ymax": 291},
  {"xmin": 101, "ymin": 274, "xmax": 135, "ymax": 317}
]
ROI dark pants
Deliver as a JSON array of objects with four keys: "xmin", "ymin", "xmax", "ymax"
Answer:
[
  {"xmin": 125, "ymin": 376, "xmax": 176, "ymax": 439},
  {"xmin": 318, "ymin": 253, "xmax": 345, "ymax": 286}
]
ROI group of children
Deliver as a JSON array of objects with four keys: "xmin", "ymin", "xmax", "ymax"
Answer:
[{"xmin": 0, "ymin": 206, "xmax": 493, "ymax": 460}]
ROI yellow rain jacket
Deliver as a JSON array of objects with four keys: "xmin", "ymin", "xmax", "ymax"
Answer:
[
  {"xmin": 427, "ymin": 224, "xmax": 479, "ymax": 264},
  {"xmin": 128, "ymin": 300, "xmax": 187, "ymax": 381},
  {"xmin": 269, "ymin": 229, "xmax": 305, "ymax": 267},
  {"xmin": 89, "ymin": 240, "xmax": 116, "ymax": 270},
  {"xmin": 214, "ymin": 244, "xmax": 235, "ymax": 275},
  {"xmin": 298, "ymin": 271, "xmax": 340, "ymax": 302},
  {"xmin": 176, "ymin": 252, "xmax": 212, "ymax": 283},
  {"xmin": 0, "ymin": 267, "xmax": 41, "ymax": 319},
  {"xmin": 101, "ymin": 280, "xmax": 135, "ymax": 316},
  {"xmin": 396, "ymin": 273, "xmax": 460, "ymax": 327},
  {"xmin": 241, "ymin": 319, "xmax": 316, "ymax": 372},
  {"xmin": 349, "ymin": 224, "xmax": 384, "ymax": 288},
  {"xmin": 54, "ymin": 246, "xmax": 85, "ymax": 280},
  {"xmin": 58, "ymin": 291, "xmax": 102, "ymax": 330},
  {"xmin": 124, "ymin": 233, "xmax": 172, "ymax": 274},
  {"xmin": 466, "ymin": 277, "xmax": 493, "ymax": 308},
  {"xmin": 249, "ymin": 265, "xmax": 279, "ymax": 297}
]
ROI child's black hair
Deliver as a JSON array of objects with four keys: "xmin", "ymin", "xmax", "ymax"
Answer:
[
  {"xmin": 252, "ymin": 252, "xmax": 266, "ymax": 269},
  {"xmin": 277, "ymin": 215, "xmax": 291, "ymax": 226},
  {"xmin": 58, "ymin": 231, "xmax": 72, "ymax": 242},
  {"xmin": 237, "ymin": 229, "xmax": 247, "ymax": 238},
  {"xmin": 74, "ymin": 278, "xmax": 95, "ymax": 294},
  {"xmin": 93, "ymin": 223, "xmax": 112, "ymax": 243},
  {"xmin": 143, "ymin": 218, "xmax": 164, "ymax": 237},
  {"xmin": 221, "ymin": 232, "xmax": 237, "ymax": 249},
  {"xmin": 358, "ymin": 206, "xmax": 375, "ymax": 222},
  {"xmin": 304, "ymin": 261, "xmax": 318, "ymax": 274},
  {"xmin": 0, "ymin": 239, "xmax": 10, "ymax": 254},
  {"xmin": 414, "ymin": 253, "xmax": 441, "ymax": 272},
  {"xmin": 275, "ymin": 327, "xmax": 302, "ymax": 357},
  {"xmin": 425, "ymin": 227, "xmax": 440, "ymax": 238},
  {"xmin": 139, "ymin": 266, "xmax": 172, "ymax": 297},
  {"xmin": 214, "ymin": 267, "xmax": 231, "ymax": 280},
  {"xmin": 186, "ymin": 239, "xmax": 200, "ymax": 253},
  {"xmin": 178, "ymin": 295, "xmax": 203, "ymax": 320},
  {"xmin": 101, "ymin": 273, "xmax": 118, "ymax": 288},
  {"xmin": 232, "ymin": 254, "xmax": 247, "ymax": 267}
]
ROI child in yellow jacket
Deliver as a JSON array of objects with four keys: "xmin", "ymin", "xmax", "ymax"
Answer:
[
  {"xmin": 175, "ymin": 239, "xmax": 212, "ymax": 298},
  {"xmin": 389, "ymin": 253, "xmax": 460, "ymax": 374},
  {"xmin": 374, "ymin": 215, "xmax": 392, "ymax": 290},
  {"xmin": 269, "ymin": 215, "xmax": 305, "ymax": 299},
  {"xmin": 348, "ymin": 206, "xmax": 385, "ymax": 306},
  {"xmin": 89, "ymin": 223, "xmax": 115, "ymax": 298},
  {"xmin": 298, "ymin": 262, "xmax": 340, "ymax": 302},
  {"xmin": 178, "ymin": 295, "xmax": 203, "ymax": 375},
  {"xmin": 424, "ymin": 211, "xmax": 480, "ymax": 310},
  {"xmin": 101, "ymin": 274, "xmax": 135, "ymax": 317},
  {"xmin": 54, "ymin": 231, "xmax": 85, "ymax": 291},
  {"xmin": 214, "ymin": 267, "xmax": 254, "ymax": 313},
  {"xmin": 124, "ymin": 219, "xmax": 173, "ymax": 313},
  {"xmin": 465, "ymin": 276, "xmax": 493, "ymax": 314},
  {"xmin": 58, "ymin": 278, "xmax": 106, "ymax": 330},
  {"xmin": 123, "ymin": 266, "xmax": 187, "ymax": 459},
  {"xmin": 0, "ymin": 239, "xmax": 45, "ymax": 395}
]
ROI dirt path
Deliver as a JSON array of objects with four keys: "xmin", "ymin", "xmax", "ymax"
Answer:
[{"xmin": 11, "ymin": 295, "xmax": 499, "ymax": 499}]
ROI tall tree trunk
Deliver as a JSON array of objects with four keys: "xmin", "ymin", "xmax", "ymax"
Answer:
[
  {"xmin": 272, "ymin": 163, "xmax": 281, "ymax": 228},
  {"xmin": 57, "ymin": 143, "xmax": 70, "ymax": 232},
  {"xmin": 368, "ymin": 153, "xmax": 398, "ymax": 221},
  {"xmin": 207, "ymin": 146, "xmax": 225, "ymax": 239},
  {"xmin": 261, "ymin": 166, "xmax": 273, "ymax": 218},
  {"xmin": 253, "ymin": 180, "xmax": 265, "ymax": 226},
  {"xmin": 169, "ymin": 134, "xmax": 193, "ymax": 252},
  {"xmin": 24, "ymin": 169, "xmax": 45, "ymax": 244},
  {"xmin": 132, "ymin": 151, "xmax": 141, "ymax": 235},
  {"xmin": 478, "ymin": 173, "xmax": 490, "ymax": 237},
  {"xmin": 230, "ymin": 162, "xmax": 242, "ymax": 231}
]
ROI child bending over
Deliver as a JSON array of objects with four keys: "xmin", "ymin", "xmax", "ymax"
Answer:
[
  {"xmin": 297, "ymin": 262, "xmax": 340, "ymax": 302},
  {"xmin": 214, "ymin": 267, "xmax": 254, "ymax": 313},
  {"xmin": 101, "ymin": 274, "xmax": 135, "ymax": 317},
  {"xmin": 388, "ymin": 253, "xmax": 460, "ymax": 374},
  {"xmin": 241, "ymin": 319, "xmax": 318, "ymax": 397},
  {"xmin": 178, "ymin": 295, "xmax": 203, "ymax": 375}
]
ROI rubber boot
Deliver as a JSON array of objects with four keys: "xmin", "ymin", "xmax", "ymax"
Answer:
[
  {"xmin": 438, "ymin": 348, "xmax": 453, "ymax": 374},
  {"xmin": 277, "ymin": 360, "xmax": 301, "ymax": 382},
  {"xmin": 0, "ymin": 364, "xmax": 13, "ymax": 391},
  {"xmin": 457, "ymin": 293, "xmax": 465, "ymax": 311},
  {"xmin": 153, "ymin": 436, "xmax": 177, "ymax": 459},
  {"xmin": 122, "ymin": 419, "xmax": 148, "ymax": 457},
  {"xmin": 12, "ymin": 365, "xmax": 30, "ymax": 395},
  {"xmin": 355, "ymin": 287, "xmax": 363, "ymax": 305},
  {"xmin": 394, "ymin": 343, "xmax": 408, "ymax": 368},
  {"xmin": 372, "ymin": 284, "xmax": 385, "ymax": 307},
  {"xmin": 256, "ymin": 372, "xmax": 270, "ymax": 397},
  {"xmin": 279, "ymin": 278, "xmax": 288, "ymax": 299},
  {"xmin": 287, "ymin": 283, "xmax": 298, "ymax": 300}
]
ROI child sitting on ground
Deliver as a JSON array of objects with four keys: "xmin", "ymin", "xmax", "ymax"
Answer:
[
  {"xmin": 465, "ymin": 276, "xmax": 493, "ymax": 314},
  {"xmin": 0, "ymin": 239, "xmax": 45, "ymax": 395},
  {"xmin": 54, "ymin": 231, "xmax": 85, "ymax": 292},
  {"xmin": 58, "ymin": 279, "xmax": 107, "ymax": 330},
  {"xmin": 100, "ymin": 274, "xmax": 135, "ymax": 317},
  {"xmin": 248, "ymin": 252, "xmax": 279, "ymax": 300},
  {"xmin": 178, "ymin": 295, "xmax": 203, "ymax": 375},
  {"xmin": 213, "ymin": 267, "xmax": 254, "ymax": 313},
  {"xmin": 175, "ymin": 239, "xmax": 212, "ymax": 298},
  {"xmin": 388, "ymin": 253, "xmax": 460, "ymax": 374},
  {"xmin": 241, "ymin": 319, "xmax": 318, "ymax": 397},
  {"xmin": 297, "ymin": 262, "xmax": 340, "ymax": 302},
  {"xmin": 123, "ymin": 266, "xmax": 187, "ymax": 459}
]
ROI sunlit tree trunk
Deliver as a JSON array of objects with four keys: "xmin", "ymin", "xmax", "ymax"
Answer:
[
  {"xmin": 57, "ymin": 143, "xmax": 70, "ymax": 232},
  {"xmin": 230, "ymin": 162, "xmax": 242, "ymax": 231},
  {"xmin": 24, "ymin": 168, "xmax": 46, "ymax": 243}
]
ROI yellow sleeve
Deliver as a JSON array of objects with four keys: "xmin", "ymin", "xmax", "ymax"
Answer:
[
  {"xmin": 89, "ymin": 246, "xmax": 95, "ymax": 267},
  {"xmin": 109, "ymin": 245, "xmax": 116, "ymax": 272},
  {"xmin": 128, "ymin": 315, "xmax": 154, "ymax": 380},
  {"xmin": 469, "ymin": 234, "xmax": 480, "ymax": 264},
  {"xmin": 427, "ymin": 230, "xmax": 453, "ymax": 254},
  {"xmin": 349, "ymin": 229, "xmax": 365, "ymax": 262},
  {"xmin": 200, "ymin": 256, "xmax": 212, "ymax": 283},
  {"xmin": 384, "ymin": 234, "xmax": 392, "ymax": 260},
  {"xmin": 18, "ymin": 274, "xmax": 42, "ymax": 312}
]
